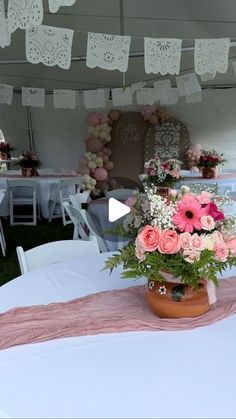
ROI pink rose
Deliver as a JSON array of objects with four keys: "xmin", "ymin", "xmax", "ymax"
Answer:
[
  {"xmin": 201, "ymin": 215, "xmax": 215, "ymax": 231},
  {"xmin": 137, "ymin": 225, "xmax": 160, "ymax": 252},
  {"xmin": 169, "ymin": 189, "xmax": 178, "ymax": 198},
  {"xmin": 180, "ymin": 232, "xmax": 192, "ymax": 250},
  {"xmin": 190, "ymin": 233, "xmax": 205, "ymax": 251},
  {"xmin": 135, "ymin": 238, "xmax": 146, "ymax": 261},
  {"xmin": 214, "ymin": 242, "xmax": 229, "ymax": 262},
  {"xmin": 183, "ymin": 248, "xmax": 201, "ymax": 264},
  {"xmin": 149, "ymin": 169, "xmax": 156, "ymax": 177},
  {"xmin": 212, "ymin": 231, "xmax": 223, "ymax": 243},
  {"xmin": 205, "ymin": 202, "xmax": 225, "ymax": 221},
  {"xmin": 224, "ymin": 235, "xmax": 236, "ymax": 256},
  {"xmin": 158, "ymin": 230, "xmax": 181, "ymax": 254},
  {"xmin": 197, "ymin": 191, "xmax": 213, "ymax": 205}
]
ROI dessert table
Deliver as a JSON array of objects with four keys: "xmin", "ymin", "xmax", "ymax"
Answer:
[
  {"xmin": 0, "ymin": 172, "xmax": 80, "ymax": 218},
  {"xmin": 0, "ymin": 252, "xmax": 236, "ymax": 418}
]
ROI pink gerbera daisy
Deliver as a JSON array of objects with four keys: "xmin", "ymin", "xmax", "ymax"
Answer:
[{"xmin": 173, "ymin": 196, "xmax": 207, "ymax": 233}]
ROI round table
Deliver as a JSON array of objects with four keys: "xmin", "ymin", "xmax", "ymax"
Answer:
[{"xmin": 0, "ymin": 253, "xmax": 236, "ymax": 418}]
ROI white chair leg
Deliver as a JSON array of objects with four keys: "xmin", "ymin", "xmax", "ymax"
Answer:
[{"xmin": 0, "ymin": 219, "xmax": 6, "ymax": 256}]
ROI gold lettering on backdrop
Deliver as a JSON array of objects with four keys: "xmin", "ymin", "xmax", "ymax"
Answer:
[{"xmin": 115, "ymin": 122, "xmax": 141, "ymax": 145}]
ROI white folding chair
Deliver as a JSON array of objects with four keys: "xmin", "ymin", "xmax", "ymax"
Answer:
[
  {"xmin": 7, "ymin": 179, "xmax": 39, "ymax": 226},
  {"xmin": 69, "ymin": 191, "xmax": 91, "ymax": 210},
  {"xmin": 105, "ymin": 188, "xmax": 135, "ymax": 200},
  {"xmin": 63, "ymin": 202, "xmax": 108, "ymax": 252},
  {"xmin": 16, "ymin": 237, "xmax": 100, "ymax": 275},
  {"xmin": 48, "ymin": 177, "xmax": 83, "ymax": 225},
  {"xmin": 0, "ymin": 189, "xmax": 7, "ymax": 256}
]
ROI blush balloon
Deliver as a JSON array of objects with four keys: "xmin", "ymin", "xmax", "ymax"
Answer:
[
  {"xmin": 87, "ymin": 137, "xmax": 103, "ymax": 153},
  {"xmin": 86, "ymin": 112, "xmax": 101, "ymax": 127},
  {"xmin": 94, "ymin": 167, "xmax": 108, "ymax": 181}
]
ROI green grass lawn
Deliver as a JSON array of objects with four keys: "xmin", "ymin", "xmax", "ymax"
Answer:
[{"xmin": 0, "ymin": 219, "xmax": 74, "ymax": 286}]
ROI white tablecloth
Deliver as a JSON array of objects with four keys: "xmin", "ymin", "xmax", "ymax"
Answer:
[
  {"xmin": 180, "ymin": 174, "xmax": 236, "ymax": 193},
  {"xmin": 0, "ymin": 253, "xmax": 236, "ymax": 418},
  {"xmin": 0, "ymin": 175, "xmax": 78, "ymax": 218}
]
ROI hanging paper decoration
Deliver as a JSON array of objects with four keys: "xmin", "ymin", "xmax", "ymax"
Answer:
[
  {"xmin": 160, "ymin": 88, "xmax": 179, "ymax": 105},
  {"xmin": 53, "ymin": 89, "xmax": 76, "ymax": 109},
  {"xmin": 86, "ymin": 32, "xmax": 131, "ymax": 72},
  {"xmin": 111, "ymin": 87, "xmax": 133, "ymax": 106},
  {"xmin": 0, "ymin": 84, "xmax": 13, "ymax": 105},
  {"xmin": 136, "ymin": 88, "xmax": 156, "ymax": 105},
  {"xmin": 48, "ymin": 0, "xmax": 76, "ymax": 13},
  {"xmin": 153, "ymin": 79, "xmax": 172, "ymax": 102},
  {"xmin": 194, "ymin": 38, "xmax": 230, "ymax": 75},
  {"xmin": 130, "ymin": 81, "xmax": 147, "ymax": 93},
  {"xmin": 144, "ymin": 38, "xmax": 182, "ymax": 75},
  {"xmin": 186, "ymin": 91, "xmax": 202, "ymax": 103},
  {"xmin": 231, "ymin": 60, "xmax": 236, "ymax": 77},
  {"xmin": 8, "ymin": 0, "xmax": 43, "ymax": 33},
  {"xmin": 22, "ymin": 87, "xmax": 45, "ymax": 108},
  {"xmin": 200, "ymin": 72, "xmax": 216, "ymax": 82},
  {"xmin": 83, "ymin": 89, "xmax": 106, "ymax": 109},
  {"xmin": 0, "ymin": 0, "xmax": 11, "ymax": 48},
  {"xmin": 26, "ymin": 25, "xmax": 74, "ymax": 69},
  {"xmin": 176, "ymin": 73, "xmax": 201, "ymax": 96}
]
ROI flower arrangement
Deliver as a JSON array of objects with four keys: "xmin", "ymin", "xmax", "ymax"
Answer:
[
  {"xmin": 143, "ymin": 157, "xmax": 182, "ymax": 188},
  {"xmin": 104, "ymin": 187, "xmax": 236, "ymax": 290},
  {"xmin": 18, "ymin": 150, "xmax": 41, "ymax": 168},
  {"xmin": 198, "ymin": 149, "xmax": 226, "ymax": 169},
  {"xmin": 0, "ymin": 141, "xmax": 14, "ymax": 158}
]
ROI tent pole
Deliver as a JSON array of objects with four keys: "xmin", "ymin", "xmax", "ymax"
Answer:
[
  {"xmin": 26, "ymin": 107, "xmax": 35, "ymax": 150},
  {"xmin": 119, "ymin": 0, "xmax": 126, "ymax": 87}
]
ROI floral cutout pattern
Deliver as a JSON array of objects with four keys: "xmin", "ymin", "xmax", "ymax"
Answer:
[
  {"xmin": 194, "ymin": 38, "xmax": 230, "ymax": 75},
  {"xmin": 86, "ymin": 32, "xmax": 131, "ymax": 72},
  {"xmin": 53, "ymin": 90, "xmax": 76, "ymax": 109},
  {"xmin": 0, "ymin": 0, "xmax": 4, "ymax": 15},
  {"xmin": 48, "ymin": 0, "xmax": 76, "ymax": 13},
  {"xmin": 0, "ymin": 1, "xmax": 11, "ymax": 48},
  {"xmin": 145, "ymin": 38, "xmax": 182, "ymax": 75},
  {"xmin": 0, "ymin": 84, "xmax": 13, "ymax": 105},
  {"xmin": 111, "ymin": 87, "xmax": 133, "ymax": 106},
  {"xmin": 22, "ymin": 87, "xmax": 45, "ymax": 108},
  {"xmin": 25, "ymin": 25, "xmax": 74, "ymax": 69},
  {"xmin": 8, "ymin": 0, "xmax": 43, "ymax": 33},
  {"xmin": 83, "ymin": 89, "xmax": 106, "ymax": 109}
]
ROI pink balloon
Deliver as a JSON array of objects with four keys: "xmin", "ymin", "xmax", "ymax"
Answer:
[
  {"xmin": 79, "ymin": 156, "xmax": 88, "ymax": 166},
  {"xmin": 102, "ymin": 147, "xmax": 112, "ymax": 156},
  {"xmin": 78, "ymin": 166, "xmax": 90, "ymax": 175},
  {"xmin": 104, "ymin": 161, "xmax": 114, "ymax": 171},
  {"xmin": 148, "ymin": 114, "xmax": 159, "ymax": 125},
  {"xmin": 87, "ymin": 137, "xmax": 103, "ymax": 153},
  {"xmin": 109, "ymin": 110, "xmax": 120, "ymax": 121},
  {"xmin": 94, "ymin": 167, "xmax": 108, "ymax": 181},
  {"xmin": 86, "ymin": 112, "xmax": 101, "ymax": 127}
]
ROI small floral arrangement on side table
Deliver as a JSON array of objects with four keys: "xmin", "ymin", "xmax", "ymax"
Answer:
[
  {"xmin": 142, "ymin": 157, "xmax": 182, "ymax": 197},
  {"xmin": 198, "ymin": 149, "xmax": 226, "ymax": 179},
  {"xmin": 0, "ymin": 141, "xmax": 14, "ymax": 159},
  {"xmin": 104, "ymin": 187, "xmax": 236, "ymax": 318},
  {"xmin": 18, "ymin": 149, "xmax": 41, "ymax": 176}
]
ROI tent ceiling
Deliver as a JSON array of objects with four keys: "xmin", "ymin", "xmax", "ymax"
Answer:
[{"xmin": 1, "ymin": 0, "xmax": 236, "ymax": 90}]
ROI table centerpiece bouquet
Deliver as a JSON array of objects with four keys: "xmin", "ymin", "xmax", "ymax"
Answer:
[
  {"xmin": 18, "ymin": 149, "xmax": 41, "ymax": 177},
  {"xmin": 142, "ymin": 157, "xmax": 182, "ymax": 197},
  {"xmin": 0, "ymin": 141, "xmax": 14, "ymax": 160},
  {"xmin": 197, "ymin": 149, "xmax": 226, "ymax": 179},
  {"xmin": 104, "ymin": 186, "xmax": 236, "ymax": 318}
]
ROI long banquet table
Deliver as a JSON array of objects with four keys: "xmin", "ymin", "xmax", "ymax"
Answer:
[
  {"xmin": 0, "ymin": 172, "xmax": 79, "ymax": 218},
  {"xmin": 180, "ymin": 172, "xmax": 236, "ymax": 193},
  {"xmin": 0, "ymin": 252, "xmax": 236, "ymax": 418}
]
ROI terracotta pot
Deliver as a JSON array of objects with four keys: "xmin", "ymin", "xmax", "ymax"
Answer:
[
  {"xmin": 21, "ymin": 167, "xmax": 38, "ymax": 177},
  {"xmin": 145, "ymin": 278, "xmax": 210, "ymax": 318},
  {"xmin": 156, "ymin": 186, "xmax": 171, "ymax": 199},
  {"xmin": 202, "ymin": 167, "xmax": 217, "ymax": 179},
  {"xmin": 0, "ymin": 152, "xmax": 9, "ymax": 160}
]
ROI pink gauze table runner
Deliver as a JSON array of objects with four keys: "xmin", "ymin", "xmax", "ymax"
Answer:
[{"xmin": 0, "ymin": 277, "xmax": 236, "ymax": 350}]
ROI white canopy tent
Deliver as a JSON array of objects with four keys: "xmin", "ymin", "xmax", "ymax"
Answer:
[{"xmin": 0, "ymin": 0, "xmax": 236, "ymax": 169}]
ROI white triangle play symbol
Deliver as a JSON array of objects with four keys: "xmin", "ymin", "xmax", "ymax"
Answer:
[{"xmin": 108, "ymin": 198, "xmax": 131, "ymax": 222}]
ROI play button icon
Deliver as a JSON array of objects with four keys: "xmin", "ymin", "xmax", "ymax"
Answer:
[{"xmin": 108, "ymin": 198, "xmax": 131, "ymax": 222}]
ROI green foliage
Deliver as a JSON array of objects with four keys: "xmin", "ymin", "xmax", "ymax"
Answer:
[{"xmin": 103, "ymin": 243, "xmax": 236, "ymax": 288}]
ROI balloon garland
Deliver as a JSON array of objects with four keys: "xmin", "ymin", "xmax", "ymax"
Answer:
[{"xmin": 78, "ymin": 106, "xmax": 170, "ymax": 195}]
